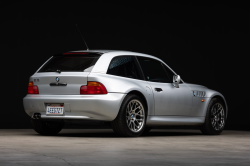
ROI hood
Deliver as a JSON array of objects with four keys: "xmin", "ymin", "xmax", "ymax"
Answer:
[{"xmin": 185, "ymin": 83, "xmax": 208, "ymax": 91}]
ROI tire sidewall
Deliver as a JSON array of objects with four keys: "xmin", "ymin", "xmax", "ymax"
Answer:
[
  {"xmin": 119, "ymin": 94, "xmax": 147, "ymax": 137},
  {"xmin": 206, "ymin": 98, "xmax": 226, "ymax": 134}
]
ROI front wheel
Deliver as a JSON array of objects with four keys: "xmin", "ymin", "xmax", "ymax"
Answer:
[
  {"xmin": 111, "ymin": 94, "xmax": 147, "ymax": 137},
  {"xmin": 200, "ymin": 98, "xmax": 226, "ymax": 135}
]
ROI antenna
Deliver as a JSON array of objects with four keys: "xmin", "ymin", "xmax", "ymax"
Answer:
[{"xmin": 75, "ymin": 24, "xmax": 89, "ymax": 50}]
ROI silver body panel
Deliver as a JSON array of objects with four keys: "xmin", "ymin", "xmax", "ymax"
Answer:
[
  {"xmin": 31, "ymin": 72, "xmax": 89, "ymax": 95},
  {"xmin": 148, "ymin": 83, "xmax": 192, "ymax": 116},
  {"xmin": 147, "ymin": 116, "xmax": 205, "ymax": 126},
  {"xmin": 23, "ymin": 93, "xmax": 125, "ymax": 121},
  {"xmin": 23, "ymin": 50, "xmax": 228, "ymax": 126}
]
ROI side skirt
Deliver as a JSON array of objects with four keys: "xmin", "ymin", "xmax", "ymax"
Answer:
[{"xmin": 146, "ymin": 116, "xmax": 205, "ymax": 126}]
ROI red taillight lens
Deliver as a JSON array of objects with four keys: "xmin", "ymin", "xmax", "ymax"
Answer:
[
  {"xmin": 33, "ymin": 86, "xmax": 39, "ymax": 94},
  {"xmin": 28, "ymin": 86, "xmax": 33, "ymax": 94},
  {"xmin": 28, "ymin": 82, "xmax": 39, "ymax": 94},
  {"xmin": 80, "ymin": 82, "xmax": 107, "ymax": 94}
]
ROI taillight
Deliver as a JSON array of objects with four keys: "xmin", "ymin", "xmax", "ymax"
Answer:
[
  {"xmin": 80, "ymin": 82, "xmax": 107, "ymax": 94},
  {"xmin": 28, "ymin": 82, "xmax": 39, "ymax": 94}
]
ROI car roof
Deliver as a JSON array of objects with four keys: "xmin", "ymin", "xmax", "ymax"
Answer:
[
  {"xmin": 61, "ymin": 50, "xmax": 178, "ymax": 77},
  {"xmin": 70, "ymin": 50, "xmax": 118, "ymax": 53},
  {"xmin": 68, "ymin": 50, "xmax": 159, "ymax": 60},
  {"xmin": 71, "ymin": 50, "xmax": 175, "ymax": 75}
]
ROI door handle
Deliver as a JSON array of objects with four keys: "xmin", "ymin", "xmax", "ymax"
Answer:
[{"xmin": 155, "ymin": 88, "xmax": 163, "ymax": 92}]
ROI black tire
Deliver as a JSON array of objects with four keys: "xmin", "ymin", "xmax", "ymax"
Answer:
[
  {"xmin": 142, "ymin": 127, "xmax": 151, "ymax": 135},
  {"xmin": 31, "ymin": 119, "xmax": 64, "ymax": 135},
  {"xmin": 111, "ymin": 94, "xmax": 147, "ymax": 137},
  {"xmin": 200, "ymin": 98, "xmax": 226, "ymax": 135}
]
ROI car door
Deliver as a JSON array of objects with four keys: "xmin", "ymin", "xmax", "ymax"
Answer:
[{"xmin": 136, "ymin": 56, "xmax": 193, "ymax": 116}]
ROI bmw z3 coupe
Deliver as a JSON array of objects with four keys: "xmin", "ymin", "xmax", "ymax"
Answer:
[{"xmin": 23, "ymin": 50, "xmax": 227, "ymax": 137}]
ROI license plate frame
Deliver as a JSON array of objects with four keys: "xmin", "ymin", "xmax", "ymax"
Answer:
[{"xmin": 46, "ymin": 104, "xmax": 64, "ymax": 116}]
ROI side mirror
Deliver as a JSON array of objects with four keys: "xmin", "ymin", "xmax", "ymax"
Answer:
[{"xmin": 173, "ymin": 75, "xmax": 180, "ymax": 88}]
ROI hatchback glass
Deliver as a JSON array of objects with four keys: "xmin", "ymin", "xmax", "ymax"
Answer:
[{"xmin": 39, "ymin": 54, "xmax": 100, "ymax": 72}]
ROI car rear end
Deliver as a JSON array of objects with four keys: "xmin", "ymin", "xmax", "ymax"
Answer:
[{"xmin": 23, "ymin": 52, "xmax": 125, "ymax": 122}]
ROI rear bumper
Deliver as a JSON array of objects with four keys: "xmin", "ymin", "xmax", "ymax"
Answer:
[{"xmin": 23, "ymin": 93, "xmax": 126, "ymax": 121}]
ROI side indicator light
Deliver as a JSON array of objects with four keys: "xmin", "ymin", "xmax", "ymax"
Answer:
[
  {"xmin": 28, "ymin": 82, "xmax": 33, "ymax": 87},
  {"xmin": 201, "ymin": 99, "xmax": 205, "ymax": 102}
]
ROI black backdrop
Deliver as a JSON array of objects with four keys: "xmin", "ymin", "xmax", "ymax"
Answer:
[{"xmin": 1, "ymin": 1, "xmax": 249, "ymax": 129}]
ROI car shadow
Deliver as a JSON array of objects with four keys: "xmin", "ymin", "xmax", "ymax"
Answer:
[{"xmin": 51, "ymin": 129, "xmax": 202, "ymax": 138}]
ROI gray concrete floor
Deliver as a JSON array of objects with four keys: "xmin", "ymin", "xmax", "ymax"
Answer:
[{"xmin": 0, "ymin": 129, "xmax": 250, "ymax": 166}]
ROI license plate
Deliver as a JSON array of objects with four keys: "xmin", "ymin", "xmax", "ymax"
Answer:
[{"xmin": 46, "ymin": 104, "xmax": 64, "ymax": 115}]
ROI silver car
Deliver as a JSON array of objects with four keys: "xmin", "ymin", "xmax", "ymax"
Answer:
[{"xmin": 23, "ymin": 50, "xmax": 227, "ymax": 137}]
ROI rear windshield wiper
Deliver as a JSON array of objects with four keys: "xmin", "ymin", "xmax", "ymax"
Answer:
[{"xmin": 44, "ymin": 69, "xmax": 61, "ymax": 73}]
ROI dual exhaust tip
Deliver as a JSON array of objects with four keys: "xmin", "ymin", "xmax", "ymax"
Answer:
[{"xmin": 32, "ymin": 113, "xmax": 41, "ymax": 120}]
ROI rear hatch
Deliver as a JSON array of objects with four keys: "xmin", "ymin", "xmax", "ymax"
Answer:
[{"xmin": 31, "ymin": 52, "xmax": 101, "ymax": 95}]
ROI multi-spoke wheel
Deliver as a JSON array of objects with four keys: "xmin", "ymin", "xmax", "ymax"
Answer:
[
  {"xmin": 210, "ymin": 103, "xmax": 225, "ymax": 131},
  {"xmin": 201, "ymin": 98, "xmax": 226, "ymax": 135},
  {"xmin": 126, "ymin": 99, "xmax": 145, "ymax": 133},
  {"xmin": 111, "ymin": 94, "xmax": 147, "ymax": 137}
]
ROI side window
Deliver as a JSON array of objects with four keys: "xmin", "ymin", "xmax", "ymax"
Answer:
[
  {"xmin": 137, "ymin": 57, "xmax": 171, "ymax": 83},
  {"xmin": 161, "ymin": 63, "xmax": 174, "ymax": 83},
  {"xmin": 162, "ymin": 63, "xmax": 183, "ymax": 84},
  {"xmin": 107, "ymin": 56, "xmax": 142, "ymax": 79}
]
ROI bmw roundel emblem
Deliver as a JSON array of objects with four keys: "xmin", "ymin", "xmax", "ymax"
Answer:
[{"xmin": 56, "ymin": 77, "xmax": 60, "ymax": 82}]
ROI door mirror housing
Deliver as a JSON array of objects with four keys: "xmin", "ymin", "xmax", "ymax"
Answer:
[{"xmin": 173, "ymin": 75, "xmax": 180, "ymax": 88}]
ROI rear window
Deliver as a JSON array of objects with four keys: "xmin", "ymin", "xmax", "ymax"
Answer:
[{"xmin": 38, "ymin": 54, "xmax": 100, "ymax": 72}]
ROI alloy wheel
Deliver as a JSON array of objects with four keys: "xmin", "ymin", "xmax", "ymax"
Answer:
[
  {"xmin": 126, "ymin": 99, "xmax": 145, "ymax": 133},
  {"xmin": 211, "ymin": 103, "xmax": 225, "ymax": 130}
]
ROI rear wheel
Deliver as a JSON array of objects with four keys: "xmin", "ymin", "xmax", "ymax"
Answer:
[
  {"xmin": 111, "ymin": 94, "xmax": 146, "ymax": 137},
  {"xmin": 31, "ymin": 119, "xmax": 64, "ymax": 135},
  {"xmin": 200, "ymin": 98, "xmax": 226, "ymax": 135}
]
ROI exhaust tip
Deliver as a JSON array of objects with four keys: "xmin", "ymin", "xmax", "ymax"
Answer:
[{"xmin": 32, "ymin": 113, "xmax": 41, "ymax": 120}]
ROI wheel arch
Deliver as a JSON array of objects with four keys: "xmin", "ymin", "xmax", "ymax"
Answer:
[
  {"xmin": 127, "ymin": 90, "xmax": 148, "ymax": 115},
  {"xmin": 211, "ymin": 95, "xmax": 228, "ymax": 119}
]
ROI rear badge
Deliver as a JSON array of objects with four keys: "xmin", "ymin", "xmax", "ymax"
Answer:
[{"xmin": 56, "ymin": 77, "xmax": 60, "ymax": 82}]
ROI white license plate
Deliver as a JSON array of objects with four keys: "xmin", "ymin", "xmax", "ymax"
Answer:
[{"xmin": 46, "ymin": 104, "xmax": 64, "ymax": 115}]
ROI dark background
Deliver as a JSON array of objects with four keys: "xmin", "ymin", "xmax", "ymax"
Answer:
[{"xmin": 1, "ymin": 1, "xmax": 249, "ymax": 129}]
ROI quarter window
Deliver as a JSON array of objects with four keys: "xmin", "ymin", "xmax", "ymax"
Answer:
[
  {"xmin": 107, "ymin": 56, "xmax": 142, "ymax": 79},
  {"xmin": 137, "ymin": 57, "xmax": 171, "ymax": 83}
]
